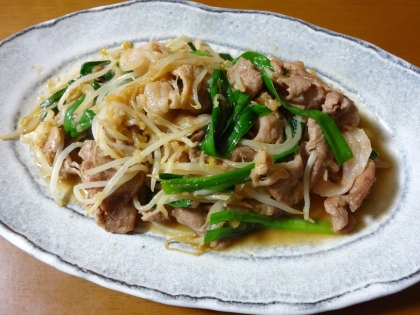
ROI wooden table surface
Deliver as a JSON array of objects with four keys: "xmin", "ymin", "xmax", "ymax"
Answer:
[{"xmin": 1, "ymin": 1, "xmax": 419, "ymax": 314}]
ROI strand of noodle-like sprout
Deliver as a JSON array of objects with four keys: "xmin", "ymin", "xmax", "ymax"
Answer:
[
  {"xmin": 102, "ymin": 133, "xmax": 126, "ymax": 157},
  {"xmin": 96, "ymin": 103, "xmax": 139, "ymax": 129},
  {"xmin": 163, "ymin": 145, "xmax": 187, "ymax": 174},
  {"xmin": 150, "ymin": 53, "xmax": 197, "ymax": 78},
  {"xmin": 151, "ymin": 147, "xmax": 161, "ymax": 192},
  {"xmin": 151, "ymin": 115, "xmax": 181, "ymax": 132},
  {"xmin": 167, "ymin": 162, "xmax": 223, "ymax": 176},
  {"xmin": 160, "ymin": 143, "xmax": 171, "ymax": 165},
  {"xmin": 179, "ymin": 136, "xmax": 197, "ymax": 148},
  {"xmin": 303, "ymin": 150, "xmax": 318, "ymax": 222},
  {"xmin": 242, "ymin": 185, "xmax": 303, "ymax": 215},
  {"xmin": 194, "ymin": 39, "xmax": 223, "ymax": 60},
  {"xmin": 108, "ymin": 142, "xmax": 135, "ymax": 156},
  {"xmin": 205, "ymin": 200, "xmax": 225, "ymax": 224},
  {"xmin": 0, "ymin": 116, "xmax": 41, "ymax": 140},
  {"xmin": 239, "ymin": 116, "xmax": 303, "ymax": 155},
  {"xmin": 129, "ymin": 86, "xmax": 139, "ymax": 108},
  {"xmin": 57, "ymin": 60, "xmax": 117, "ymax": 111},
  {"xmin": 149, "ymin": 53, "xmax": 218, "ymax": 80},
  {"xmin": 151, "ymin": 222, "xmax": 196, "ymax": 237},
  {"xmin": 33, "ymin": 145, "xmax": 53, "ymax": 177},
  {"xmin": 97, "ymin": 125, "xmax": 124, "ymax": 159},
  {"xmin": 222, "ymin": 159, "xmax": 254, "ymax": 169},
  {"xmin": 133, "ymin": 190, "xmax": 164, "ymax": 212},
  {"xmin": 198, "ymin": 150, "xmax": 226, "ymax": 175},
  {"xmin": 70, "ymin": 84, "xmax": 96, "ymax": 122},
  {"xmin": 83, "ymin": 157, "xmax": 132, "ymax": 176},
  {"xmin": 284, "ymin": 120, "xmax": 293, "ymax": 140},
  {"xmin": 73, "ymin": 180, "xmax": 108, "ymax": 205},
  {"xmin": 166, "ymin": 35, "xmax": 193, "ymax": 51},
  {"xmin": 197, "ymin": 194, "xmax": 231, "ymax": 202},
  {"xmin": 132, "ymin": 137, "xmax": 148, "ymax": 150},
  {"xmin": 72, "ymin": 186, "xmax": 95, "ymax": 205},
  {"xmin": 127, "ymin": 164, "xmax": 149, "ymax": 173},
  {"xmin": 142, "ymin": 125, "xmax": 205, "ymax": 158},
  {"xmin": 50, "ymin": 141, "xmax": 82, "ymax": 207},
  {"xmin": 150, "ymin": 116, "xmax": 199, "ymax": 148},
  {"xmin": 104, "ymin": 127, "xmax": 132, "ymax": 142},
  {"xmin": 191, "ymin": 68, "xmax": 208, "ymax": 109},
  {"xmin": 170, "ymin": 54, "xmax": 222, "ymax": 72},
  {"xmin": 95, "ymin": 72, "xmax": 135, "ymax": 105},
  {"xmin": 138, "ymin": 112, "xmax": 162, "ymax": 136},
  {"xmin": 164, "ymin": 235, "xmax": 205, "ymax": 256},
  {"xmin": 232, "ymin": 70, "xmax": 245, "ymax": 92}
]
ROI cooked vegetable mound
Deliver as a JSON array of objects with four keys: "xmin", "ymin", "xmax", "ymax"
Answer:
[{"xmin": 1, "ymin": 36, "xmax": 384, "ymax": 252}]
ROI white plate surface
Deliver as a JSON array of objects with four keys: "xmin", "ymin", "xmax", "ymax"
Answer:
[{"xmin": 0, "ymin": 1, "xmax": 420, "ymax": 314}]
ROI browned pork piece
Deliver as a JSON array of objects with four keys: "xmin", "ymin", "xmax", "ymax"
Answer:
[
  {"xmin": 143, "ymin": 64, "xmax": 210, "ymax": 116},
  {"xmin": 252, "ymin": 92, "xmax": 284, "ymax": 144},
  {"xmin": 119, "ymin": 40, "xmax": 166, "ymax": 76},
  {"xmin": 78, "ymin": 140, "xmax": 144, "ymax": 233},
  {"xmin": 303, "ymin": 118, "xmax": 334, "ymax": 188},
  {"xmin": 271, "ymin": 58, "xmax": 331, "ymax": 110},
  {"xmin": 141, "ymin": 208, "xmax": 167, "ymax": 222},
  {"xmin": 172, "ymin": 207, "xmax": 207, "ymax": 235},
  {"xmin": 172, "ymin": 64, "xmax": 211, "ymax": 111},
  {"xmin": 250, "ymin": 150, "xmax": 304, "ymax": 206},
  {"xmin": 227, "ymin": 57, "xmax": 263, "ymax": 98},
  {"xmin": 324, "ymin": 160, "xmax": 376, "ymax": 232},
  {"xmin": 252, "ymin": 112, "xmax": 284, "ymax": 144},
  {"xmin": 42, "ymin": 126, "xmax": 63, "ymax": 165},
  {"xmin": 228, "ymin": 146, "xmax": 256, "ymax": 162},
  {"xmin": 267, "ymin": 154, "xmax": 304, "ymax": 206},
  {"xmin": 322, "ymin": 91, "xmax": 360, "ymax": 131}
]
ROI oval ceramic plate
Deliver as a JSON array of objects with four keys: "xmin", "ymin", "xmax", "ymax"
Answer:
[{"xmin": 1, "ymin": 1, "xmax": 420, "ymax": 314}]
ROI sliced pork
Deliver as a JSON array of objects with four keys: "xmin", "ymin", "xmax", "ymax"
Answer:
[
  {"xmin": 43, "ymin": 126, "xmax": 63, "ymax": 165},
  {"xmin": 271, "ymin": 58, "xmax": 331, "ymax": 110},
  {"xmin": 227, "ymin": 57, "xmax": 263, "ymax": 98},
  {"xmin": 304, "ymin": 118, "xmax": 334, "ymax": 188},
  {"xmin": 267, "ymin": 154, "xmax": 304, "ymax": 206},
  {"xmin": 172, "ymin": 207, "xmax": 207, "ymax": 235},
  {"xmin": 322, "ymin": 91, "xmax": 360, "ymax": 131},
  {"xmin": 324, "ymin": 160, "xmax": 376, "ymax": 232},
  {"xmin": 78, "ymin": 140, "xmax": 144, "ymax": 233}
]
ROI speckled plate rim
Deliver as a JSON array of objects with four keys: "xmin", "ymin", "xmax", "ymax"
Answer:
[{"xmin": 0, "ymin": 1, "xmax": 420, "ymax": 314}]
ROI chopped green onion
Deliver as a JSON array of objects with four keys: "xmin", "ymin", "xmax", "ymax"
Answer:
[
  {"xmin": 63, "ymin": 94, "xmax": 95, "ymax": 137},
  {"xmin": 91, "ymin": 81, "xmax": 101, "ymax": 90},
  {"xmin": 187, "ymin": 42, "xmax": 210, "ymax": 57},
  {"xmin": 158, "ymin": 173, "xmax": 185, "ymax": 180},
  {"xmin": 287, "ymin": 117, "xmax": 305, "ymax": 138},
  {"xmin": 40, "ymin": 60, "xmax": 112, "ymax": 111},
  {"xmin": 219, "ymin": 53, "xmax": 233, "ymax": 61},
  {"xmin": 40, "ymin": 80, "xmax": 74, "ymax": 109},
  {"xmin": 209, "ymin": 210, "xmax": 333, "ymax": 233},
  {"xmin": 203, "ymin": 210, "xmax": 333, "ymax": 243},
  {"xmin": 167, "ymin": 199, "xmax": 193, "ymax": 208},
  {"xmin": 160, "ymin": 146, "xmax": 298, "ymax": 194},
  {"xmin": 260, "ymin": 69, "xmax": 353, "ymax": 166},
  {"xmin": 369, "ymin": 149, "xmax": 379, "ymax": 160},
  {"xmin": 200, "ymin": 69, "xmax": 272, "ymax": 158},
  {"xmin": 80, "ymin": 60, "xmax": 111, "ymax": 76},
  {"xmin": 204, "ymin": 225, "xmax": 261, "ymax": 244}
]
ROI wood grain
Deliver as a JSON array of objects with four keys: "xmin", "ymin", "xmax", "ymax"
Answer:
[{"xmin": 1, "ymin": 1, "xmax": 419, "ymax": 314}]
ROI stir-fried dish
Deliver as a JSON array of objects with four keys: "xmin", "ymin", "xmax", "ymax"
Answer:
[{"xmin": 1, "ymin": 36, "xmax": 384, "ymax": 252}]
